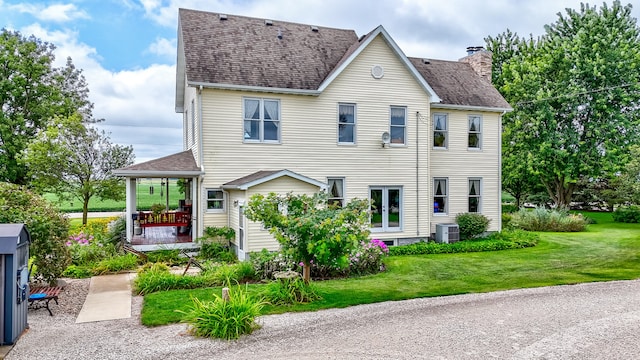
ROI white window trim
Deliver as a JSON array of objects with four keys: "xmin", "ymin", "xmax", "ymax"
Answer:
[
  {"xmin": 337, "ymin": 103, "xmax": 357, "ymax": 145},
  {"xmin": 390, "ymin": 106, "xmax": 407, "ymax": 146},
  {"xmin": 468, "ymin": 114, "xmax": 482, "ymax": 150},
  {"xmin": 468, "ymin": 177, "xmax": 482, "ymax": 213},
  {"xmin": 433, "ymin": 113, "xmax": 448, "ymax": 149},
  {"xmin": 243, "ymin": 97, "xmax": 281, "ymax": 144},
  {"xmin": 327, "ymin": 177, "xmax": 346, "ymax": 207},
  {"xmin": 433, "ymin": 177, "xmax": 448, "ymax": 216},
  {"xmin": 205, "ymin": 188, "xmax": 225, "ymax": 213}
]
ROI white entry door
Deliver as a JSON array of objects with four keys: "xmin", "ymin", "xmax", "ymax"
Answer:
[{"xmin": 370, "ymin": 186, "xmax": 402, "ymax": 232}]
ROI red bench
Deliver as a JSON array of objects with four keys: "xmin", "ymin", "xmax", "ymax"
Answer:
[
  {"xmin": 29, "ymin": 286, "xmax": 62, "ymax": 316},
  {"xmin": 137, "ymin": 211, "xmax": 191, "ymax": 228}
]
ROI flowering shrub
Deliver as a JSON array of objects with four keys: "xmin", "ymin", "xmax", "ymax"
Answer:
[
  {"xmin": 348, "ymin": 239, "xmax": 389, "ymax": 276},
  {"xmin": 66, "ymin": 231, "xmax": 116, "ymax": 266}
]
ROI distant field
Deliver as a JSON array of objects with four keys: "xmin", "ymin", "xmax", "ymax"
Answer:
[{"xmin": 44, "ymin": 179, "xmax": 183, "ymax": 212}]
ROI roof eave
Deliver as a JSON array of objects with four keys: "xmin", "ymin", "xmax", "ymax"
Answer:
[
  {"xmin": 188, "ymin": 81, "xmax": 321, "ymax": 96},
  {"xmin": 431, "ymin": 103, "xmax": 513, "ymax": 113},
  {"xmin": 113, "ymin": 170, "xmax": 204, "ymax": 178},
  {"xmin": 223, "ymin": 170, "xmax": 327, "ymax": 191}
]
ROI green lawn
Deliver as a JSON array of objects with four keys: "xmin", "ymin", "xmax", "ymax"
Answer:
[
  {"xmin": 44, "ymin": 179, "xmax": 183, "ymax": 212},
  {"xmin": 141, "ymin": 212, "xmax": 640, "ymax": 326}
]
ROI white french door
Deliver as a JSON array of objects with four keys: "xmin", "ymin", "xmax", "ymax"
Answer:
[{"xmin": 370, "ymin": 186, "xmax": 402, "ymax": 232}]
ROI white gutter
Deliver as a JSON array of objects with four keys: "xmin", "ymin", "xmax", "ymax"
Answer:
[
  {"xmin": 113, "ymin": 170, "xmax": 203, "ymax": 177},
  {"xmin": 188, "ymin": 81, "xmax": 321, "ymax": 96},
  {"xmin": 430, "ymin": 103, "xmax": 513, "ymax": 113}
]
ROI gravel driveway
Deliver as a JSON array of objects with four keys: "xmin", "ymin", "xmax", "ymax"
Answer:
[{"xmin": 9, "ymin": 279, "xmax": 640, "ymax": 359}]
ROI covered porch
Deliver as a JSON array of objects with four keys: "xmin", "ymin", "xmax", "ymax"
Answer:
[{"xmin": 113, "ymin": 150, "xmax": 204, "ymax": 251}]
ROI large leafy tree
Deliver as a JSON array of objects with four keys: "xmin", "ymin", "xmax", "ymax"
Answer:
[
  {"xmin": 245, "ymin": 192, "xmax": 370, "ymax": 283},
  {"xmin": 0, "ymin": 29, "xmax": 60, "ymax": 185},
  {"xmin": 488, "ymin": 2, "xmax": 640, "ymax": 208},
  {"xmin": 24, "ymin": 114, "xmax": 135, "ymax": 225}
]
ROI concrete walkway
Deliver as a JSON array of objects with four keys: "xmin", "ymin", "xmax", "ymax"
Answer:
[{"xmin": 75, "ymin": 273, "xmax": 133, "ymax": 323}]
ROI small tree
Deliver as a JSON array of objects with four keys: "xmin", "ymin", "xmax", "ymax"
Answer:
[
  {"xmin": 24, "ymin": 114, "xmax": 134, "ymax": 224},
  {"xmin": 245, "ymin": 192, "xmax": 370, "ymax": 282},
  {"xmin": 0, "ymin": 182, "xmax": 70, "ymax": 284}
]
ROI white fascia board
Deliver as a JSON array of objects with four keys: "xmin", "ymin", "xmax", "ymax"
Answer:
[
  {"xmin": 430, "ymin": 103, "xmax": 513, "ymax": 113},
  {"xmin": 317, "ymin": 25, "xmax": 441, "ymax": 103},
  {"xmin": 188, "ymin": 81, "xmax": 321, "ymax": 96},
  {"xmin": 113, "ymin": 170, "xmax": 204, "ymax": 178},
  {"xmin": 223, "ymin": 170, "xmax": 327, "ymax": 191}
]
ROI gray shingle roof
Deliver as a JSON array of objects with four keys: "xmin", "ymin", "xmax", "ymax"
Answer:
[
  {"xmin": 409, "ymin": 58, "xmax": 511, "ymax": 109},
  {"xmin": 179, "ymin": 8, "xmax": 358, "ymax": 89},
  {"xmin": 114, "ymin": 150, "xmax": 202, "ymax": 176}
]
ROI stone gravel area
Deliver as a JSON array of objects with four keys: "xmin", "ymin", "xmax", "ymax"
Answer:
[{"xmin": 7, "ymin": 278, "xmax": 640, "ymax": 359}]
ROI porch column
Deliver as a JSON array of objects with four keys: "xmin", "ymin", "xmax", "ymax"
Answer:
[
  {"xmin": 125, "ymin": 178, "xmax": 137, "ymax": 242},
  {"xmin": 191, "ymin": 177, "xmax": 198, "ymax": 242}
]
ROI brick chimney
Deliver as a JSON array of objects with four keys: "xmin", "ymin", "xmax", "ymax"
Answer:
[{"xmin": 460, "ymin": 46, "xmax": 492, "ymax": 83}]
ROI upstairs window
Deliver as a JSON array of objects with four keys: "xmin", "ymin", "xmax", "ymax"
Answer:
[
  {"xmin": 468, "ymin": 115, "xmax": 482, "ymax": 149},
  {"xmin": 434, "ymin": 113, "xmax": 448, "ymax": 148},
  {"xmin": 338, "ymin": 103, "xmax": 356, "ymax": 144},
  {"xmin": 390, "ymin": 106, "xmax": 406, "ymax": 145},
  {"xmin": 244, "ymin": 98, "xmax": 280, "ymax": 143}
]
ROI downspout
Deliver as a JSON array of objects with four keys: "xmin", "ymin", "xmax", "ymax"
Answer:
[
  {"xmin": 196, "ymin": 85, "xmax": 205, "ymax": 240},
  {"xmin": 416, "ymin": 111, "xmax": 420, "ymax": 237},
  {"xmin": 498, "ymin": 110, "xmax": 506, "ymax": 231},
  {"xmin": 426, "ymin": 111, "xmax": 432, "ymax": 238}
]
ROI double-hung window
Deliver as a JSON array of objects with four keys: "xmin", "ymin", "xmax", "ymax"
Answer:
[
  {"xmin": 244, "ymin": 98, "xmax": 280, "ymax": 143},
  {"xmin": 434, "ymin": 113, "xmax": 448, "ymax": 148},
  {"xmin": 468, "ymin": 178, "xmax": 482, "ymax": 213},
  {"xmin": 390, "ymin": 106, "xmax": 406, "ymax": 145},
  {"xmin": 468, "ymin": 115, "xmax": 482, "ymax": 149},
  {"xmin": 327, "ymin": 178, "xmax": 345, "ymax": 207},
  {"xmin": 206, "ymin": 189, "xmax": 225, "ymax": 212},
  {"xmin": 433, "ymin": 178, "xmax": 448, "ymax": 214},
  {"xmin": 338, "ymin": 103, "xmax": 356, "ymax": 144}
]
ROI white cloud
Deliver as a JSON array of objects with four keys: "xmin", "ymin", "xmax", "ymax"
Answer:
[
  {"xmin": 19, "ymin": 22, "xmax": 182, "ymax": 164},
  {"xmin": 10, "ymin": 3, "xmax": 90, "ymax": 23},
  {"xmin": 147, "ymin": 37, "xmax": 176, "ymax": 58}
]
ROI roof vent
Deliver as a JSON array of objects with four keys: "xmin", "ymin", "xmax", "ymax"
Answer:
[
  {"xmin": 219, "ymin": 14, "xmax": 228, "ymax": 20},
  {"xmin": 422, "ymin": 58, "xmax": 430, "ymax": 64},
  {"xmin": 358, "ymin": 35, "xmax": 366, "ymax": 42},
  {"xmin": 265, "ymin": 19, "xmax": 273, "ymax": 26},
  {"xmin": 277, "ymin": 28, "xmax": 283, "ymax": 40},
  {"xmin": 311, "ymin": 26, "xmax": 319, "ymax": 32}
]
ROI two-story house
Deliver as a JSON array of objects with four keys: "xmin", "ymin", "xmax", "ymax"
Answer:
[{"xmin": 115, "ymin": 8, "xmax": 511, "ymax": 257}]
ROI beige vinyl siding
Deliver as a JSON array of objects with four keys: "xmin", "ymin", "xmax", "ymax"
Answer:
[
  {"xmin": 198, "ymin": 35, "xmax": 432, "ymax": 246},
  {"xmin": 182, "ymin": 85, "xmax": 201, "ymax": 165},
  {"xmin": 429, "ymin": 110, "xmax": 501, "ymax": 232}
]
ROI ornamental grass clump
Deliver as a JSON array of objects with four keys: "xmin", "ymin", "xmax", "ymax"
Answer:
[
  {"xmin": 180, "ymin": 286, "xmax": 264, "ymax": 340},
  {"xmin": 261, "ymin": 271, "xmax": 321, "ymax": 305},
  {"xmin": 510, "ymin": 207, "xmax": 588, "ymax": 232}
]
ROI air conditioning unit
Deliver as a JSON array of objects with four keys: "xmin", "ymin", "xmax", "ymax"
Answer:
[{"xmin": 435, "ymin": 223, "xmax": 460, "ymax": 243}]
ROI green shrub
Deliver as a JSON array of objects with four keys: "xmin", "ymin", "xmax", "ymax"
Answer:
[
  {"xmin": 261, "ymin": 273, "xmax": 321, "ymax": 305},
  {"xmin": 200, "ymin": 226, "xmax": 235, "ymax": 247},
  {"xmin": 62, "ymin": 265, "xmax": 93, "ymax": 278},
  {"xmin": 455, "ymin": 213, "xmax": 491, "ymax": 239},
  {"xmin": 250, "ymin": 249, "xmax": 297, "ymax": 281},
  {"xmin": 0, "ymin": 182, "xmax": 70, "ymax": 285},
  {"xmin": 502, "ymin": 204, "xmax": 518, "ymax": 213},
  {"xmin": 612, "ymin": 206, "xmax": 640, "ymax": 223},
  {"xmin": 388, "ymin": 230, "xmax": 538, "ymax": 256},
  {"xmin": 180, "ymin": 286, "xmax": 264, "ymax": 340},
  {"xmin": 92, "ymin": 254, "xmax": 139, "ymax": 275},
  {"xmin": 510, "ymin": 207, "xmax": 588, "ymax": 232},
  {"xmin": 207, "ymin": 262, "xmax": 256, "ymax": 285},
  {"xmin": 66, "ymin": 232, "xmax": 118, "ymax": 266},
  {"xmin": 502, "ymin": 213, "xmax": 513, "ymax": 229},
  {"xmin": 348, "ymin": 239, "xmax": 389, "ymax": 276},
  {"xmin": 146, "ymin": 249, "xmax": 186, "ymax": 265},
  {"xmin": 199, "ymin": 241, "xmax": 237, "ymax": 263},
  {"xmin": 134, "ymin": 267, "xmax": 213, "ymax": 295}
]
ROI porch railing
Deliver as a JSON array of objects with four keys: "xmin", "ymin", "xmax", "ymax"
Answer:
[{"xmin": 137, "ymin": 211, "xmax": 191, "ymax": 227}]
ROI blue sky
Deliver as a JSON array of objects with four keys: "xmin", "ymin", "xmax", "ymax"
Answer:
[{"xmin": 1, "ymin": 0, "xmax": 638, "ymax": 163}]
